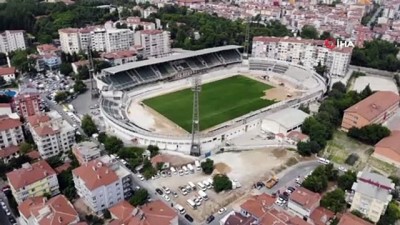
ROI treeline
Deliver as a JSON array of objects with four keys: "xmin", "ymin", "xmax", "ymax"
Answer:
[
  {"xmin": 297, "ymin": 81, "xmax": 373, "ymax": 156},
  {"xmin": 149, "ymin": 5, "xmax": 291, "ymax": 50},
  {"xmin": 351, "ymin": 39, "xmax": 400, "ymax": 72}
]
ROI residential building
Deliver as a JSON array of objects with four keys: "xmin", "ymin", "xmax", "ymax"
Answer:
[
  {"xmin": 251, "ymin": 36, "xmax": 353, "ymax": 77},
  {"xmin": 0, "ymin": 114, "xmax": 24, "ymax": 149},
  {"xmin": 0, "ymin": 67, "xmax": 16, "ymax": 82},
  {"xmin": 125, "ymin": 17, "xmax": 156, "ymax": 30},
  {"xmin": 134, "ymin": 29, "xmax": 171, "ymax": 58},
  {"xmin": 288, "ymin": 187, "xmax": 321, "ymax": 218},
  {"xmin": 373, "ymin": 131, "xmax": 400, "ymax": 167},
  {"xmin": 6, "ymin": 161, "xmax": 60, "ymax": 203},
  {"xmin": 72, "ymin": 141, "xmax": 101, "ymax": 165},
  {"xmin": 72, "ymin": 155, "xmax": 133, "ymax": 213},
  {"xmin": 0, "ymin": 30, "xmax": 27, "ymax": 53},
  {"xmin": 27, "ymin": 111, "xmax": 76, "ymax": 159},
  {"xmin": 341, "ymin": 91, "xmax": 399, "ymax": 131},
  {"xmin": 18, "ymin": 195, "xmax": 80, "ymax": 225},
  {"xmin": 0, "ymin": 103, "xmax": 12, "ymax": 115},
  {"xmin": 108, "ymin": 200, "xmax": 178, "ymax": 225},
  {"xmin": 59, "ymin": 26, "xmax": 135, "ymax": 54},
  {"xmin": 13, "ymin": 91, "xmax": 41, "ymax": 118},
  {"xmin": 36, "ymin": 44, "xmax": 59, "ymax": 55},
  {"xmin": 101, "ymin": 50, "xmax": 138, "ymax": 66},
  {"xmin": 310, "ymin": 207, "xmax": 335, "ymax": 225},
  {"xmin": 338, "ymin": 213, "xmax": 373, "ymax": 225},
  {"xmin": 350, "ymin": 171, "xmax": 394, "ymax": 222}
]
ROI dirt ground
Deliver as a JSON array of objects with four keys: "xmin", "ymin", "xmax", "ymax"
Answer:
[{"xmin": 149, "ymin": 148, "xmax": 295, "ymax": 222}]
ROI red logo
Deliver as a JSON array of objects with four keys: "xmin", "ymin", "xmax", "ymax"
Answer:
[{"xmin": 324, "ymin": 37, "xmax": 336, "ymax": 49}]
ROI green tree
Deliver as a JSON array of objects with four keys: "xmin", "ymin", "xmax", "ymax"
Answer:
[
  {"xmin": 201, "ymin": 158, "xmax": 214, "ymax": 175},
  {"xmin": 129, "ymin": 189, "xmax": 149, "ymax": 206},
  {"xmin": 0, "ymin": 77, "xmax": 6, "ymax": 86},
  {"xmin": 378, "ymin": 201, "xmax": 400, "ymax": 225},
  {"xmin": 10, "ymin": 50, "xmax": 32, "ymax": 73},
  {"xmin": 320, "ymin": 189, "xmax": 346, "ymax": 213},
  {"xmin": 338, "ymin": 170, "xmax": 357, "ymax": 191},
  {"xmin": 46, "ymin": 155, "xmax": 63, "ymax": 168},
  {"xmin": 348, "ymin": 124, "xmax": 391, "ymax": 145},
  {"xmin": 54, "ymin": 91, "xmax": 68, "ymax": 103},
  {"xmin": 213, "ymin": 174, "xmax": 232, "ymax": 193},
  {"xmin": 73, "ymin": 79, "xmax": 87, "ymax": 94},
  {"xmin": 147, "ymin": 145, "xmax": 159, "ymax": 157},
  {"xmin": 319, "ymin": 31, "xmax": 331, "ymax": 40},
  {"xmin": 59, "ymin": 63, "xmax": 73, "ymax": 76},
  {"xmin": 97, "ymin": 132, "xmax": 107, "ymax": 143},
  {"xmin": 81, "ymin": 115, "xmax": 98, "ymax": 137},
  {"xmin": 104, "ymin": 136, "xmax": 124, "ymax": 154},
  {"xmin": 300, "ymin": 25, "xmax": 319, "ymax": 39},
  {"xmin": 19, "ymin": 142, "xmax": 32, "ymax": 154},
  {"xmin": 302, "ymin": 172, "xmax": 328, "ymax": 193},
  {"xmin": 314, "ymin": 61, "xmax": 327, "ymax": 76},
  {"xmin": 103, "ymin": 209, "xmax": 111, "ymax": 219},
  {"xmin": 77, "ymin": 66, "xmax": 89, "ymax": 80}
]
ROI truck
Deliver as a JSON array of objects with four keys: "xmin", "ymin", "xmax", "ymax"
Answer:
[
  {"xmin": 198, "ymin": 190, "xmax": 208, "ymax": 200},
  {"xmin": 195, "ymin": 160, "xmax": 201, "ymax": 171},
  {"xmin": 187, "ymin": 164, "xmax": 195, "ymax": 173},
  {"xmin": 265, "ymin": 176, "xmax": 279, "ymax": 189}
]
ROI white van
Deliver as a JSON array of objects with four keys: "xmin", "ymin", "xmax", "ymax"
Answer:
[
  {"xmin": 170, "ymin": 167, "xmax": 177, "ymax": 174},
  {"xmin": 187, "ymin": 199, "xmax": 197, "ymax": 209},
  {"xmin": 207, "ymin": 178, "xmax": 213, "ymax": 186},
  {"xmin": 197, "ymin": 182, "xmax": 207, "ymax": 191},
  {"xmin": 195, "ymin": 160, "xmax": 201, "ymax": 171},
  {"xmin": 203, "ymin": 180, "xmax": 212, "ymax": 189},
  {"xmin": 175, "ymin": 204, "xmax": 186, "ymax": 214},
  {"xmin": 188, "ymin": 182, "xmax": 196, "ymax": 190},
  {"xmin": 182, "ymin": 166, "xmax": 189, "ymax": 175},
  {"xmin": 198, "ymin": 190, "xmax": 208, "ymax": 200}
]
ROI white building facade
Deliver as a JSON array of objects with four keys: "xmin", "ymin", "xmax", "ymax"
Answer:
[
  {"xmin": 0, "ymin": 30, "xmax": 27, "ymax": 53},
  {"xmin": 252, "ymin": 36, "xmax": 353, "ymax": 77},
  {"xmin": 0, "ymin": 114, "xmax": 24, "ymax": 149},
  {"xmin": 134, "ymin": 30, "xmax": 171, "ymax": 58}
]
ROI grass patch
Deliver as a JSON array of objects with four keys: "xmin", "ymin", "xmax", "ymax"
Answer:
[
  {"xmin": 368, "ymin": 157, "xmax": 397, "ymax": 176},
  {"xmin": 143, "ymin": 75, "xmax": 276, "ymax": 131}
]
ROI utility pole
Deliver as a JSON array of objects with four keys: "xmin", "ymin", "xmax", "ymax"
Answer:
[{"xmin": 190, "ymin": 74, "xmax": 201, "ymax": 156}]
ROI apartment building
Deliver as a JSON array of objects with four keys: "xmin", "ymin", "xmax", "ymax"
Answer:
[
  {"xmin": 0, "ymin": 114, "xmax": 24, "ymax": 149},
  {"xmin": 0, "ymin": 30, "xmax": 27, "ymax": 53},
  {"xmin": 341, "ymin": 91, "xmax": 399, "ymax": 131},
  {"xmin": 288, "ymin": 187, "xmax": 321, "ymax": 218},
  {"xmin": 59, "ymin": 26, "xmax": 135, "ymax": 54},
  {"xmin": 134, "ymin": 29, "xmax": 171, "ymax": 58},
  {"xmin": 72, "ymin": 155, "xmax": 133, "ymax": 213},
  {"xmin": 0, "ymin": 67, "xmax": 16, "ymax": 82},
  {"xmin": 72, "ymin": 141, "xmax": 101, "ymax": 165},
  {"xmin": 6, "ymin": 161, "xmax": 60, "ymax": 203},
  {"xmin": 18, "ymin": 195, "xmax": 80, "ymax": 225},
  {"xmin": 251, "ymin": 36, "xmax": 353, "ymax": 77},
  {"xmin": 108, "ymin": 200, "xmax": 178, "ymax": 225},
  {"xmin": 27, "ymin": 111, "xmax": 76, "ymax": 159},
  {"xmin": 13, "ymin": 91, "xmax": 41, "ymax": 118},
  {"xmin": 350, "ymin": 171, "xmax": 394, "ymax": 222}
]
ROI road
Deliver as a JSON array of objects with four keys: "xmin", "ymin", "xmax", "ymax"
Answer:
[
  {"xmin": 367, "ymin": 6, "xmax": 383, "ymax": 27},
  {"xmin": 0, "ymin": 192, "xmax": 13, "ymax": 225}
]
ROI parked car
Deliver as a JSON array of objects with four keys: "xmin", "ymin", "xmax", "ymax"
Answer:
[
  {"xmin": 155, "ymin": 188, "xmax": 163, "ymax": 195},
  {"xmin": 185, "ymin": 214, "xmax": 194, "ymax": 223},
  {"xmin": 172, "ymin": 191, "xmax": 178, "ymax": 198},
  {"xmin": 137, "ymin": 174, "xmax": 144, "ymax": 181},
  {"xmin": 218, "ymin": 207, "xmax": 227, "ymax": 214},
  {"xmin": 206, "ymin": 215, "xmax": 215, "ymax": 224},
  {"xmin": 163, "ymin": 194, "xmax": 170, "ymax": 202}
]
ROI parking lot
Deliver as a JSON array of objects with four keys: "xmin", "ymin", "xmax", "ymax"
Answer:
[{"xmin": 147, "ymin": 148, "xmax": 296, "ymax": 222}]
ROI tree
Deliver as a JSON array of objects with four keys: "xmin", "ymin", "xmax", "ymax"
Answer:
[
  {"xmin": 46, "ymin": 155, "xmax": 63, "ymax": 168},
  {"xmin": 201, "ymin": 158, "xmax": 214, "ymax": 174},
  {"xmin": 97, "ymin": 132, "xmax": 107, "ymax": 143},
  {"xmin": 319, "ymin": 31, "xmax": 331, "ymax": 40},
  {"xmin": 129, "ymin": 189, "xmax": 149, "ymax": 206},
  {"xmin": 213, "ymin": 174, "xmax": 232, "ymax": 193},
  {"xmin": 348, "ymin": 124, "xmax": 391, "ymax": 145},
  {"xmin": 359, "ymin": 84, "xmax": 372, "ymax": 100},
  {"xmin": 302, "ymin": 171, "xmax": 328, "ymax": 193},
  {"xmin": 77, "ymin": 66, "xmax": 89, "ymax": 80},
  {"xmin": 10, "ymin": 50, "xmax": 30, "ymax": 72},
  {"xmin": 300, "ymin": 25, "xmax": 319, "ymax": 39},
  {"xmin": 104, "ymin": 136, "xmax": 124, "ymax": 154},
  {"xmin": 297, "ymin": 141, "xmax": 321, "ymax": 156},
  {"xmin": 103, "ymin": 209, "xmax": 111, "ymax": 219},
  {"xmin": 19, "ymin": 142, "xmax": 32, "ymax": 154},
  {"xmin": 320, "ymin": 189, "xmax": 346, "ymax": 212},
  {"xmin": 147, "ymin": 145, "xmax": 159, "ymax": 157},
  {"xmin": 59, "ymin": 63, "xmax": 73, "ymax": 76},
  {"xmin": 73, "ymin": 79, "xmax": 87, "ymax": 94},
  {"xmin": 331, "ymin": 82, "xmax": 347, "ymax": 93},
  {"xmin": 338, "ymin": 170, "xmax": 357, "ymax": 191},
  {"xmin": 81, "ymin": 115, "xmax": 98, "ymax": 137},
  {"xmin": 54, "ymin": 91, "xmax": 68, "ymax": 103},
  {"xmin": 0, "ymin": 76, "xmax": 6, "ymax": 86},
  {"xmin": 314, "ymin": 61, "xmax": 327, "ymax": 76},
  {"xmin": 298, "ymin": 104, "xmax": 310, "ymax": 114},
  {"xmin": 378, "ymin": 201, "xmax": 400, "ymax": 225}
]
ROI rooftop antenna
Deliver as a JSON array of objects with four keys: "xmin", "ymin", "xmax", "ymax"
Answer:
[{"xmin": 190, "ymin": 74, "xmax": 201, "ymax": 156}]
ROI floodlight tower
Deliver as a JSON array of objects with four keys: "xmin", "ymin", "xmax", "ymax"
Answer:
[
  {"xmin": 243, "ymin": 17, "xmax": 251, "ymax": 59},
  {"xmin": 87, "ymin": 42, "xmax": 96, "ymax": 100},
  {"xmin": 190, "ymin": 74, "xmax": 201, "ymax": 156}
]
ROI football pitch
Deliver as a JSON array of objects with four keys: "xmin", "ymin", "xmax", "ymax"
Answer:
[{"xmin": 143, "ymin": 75, "xmax": 277, "ymax": 132}]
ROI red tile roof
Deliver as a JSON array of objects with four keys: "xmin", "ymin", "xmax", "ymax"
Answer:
[
  {"xmin": 0, "ymin": 145, "xmax": 19, "ymax": 159},
  {"xmin": 0, "ymin": 103, "xmax": 11, "ymax": 108},
  {"xmin": 338, "ymin": 213, "xmax": 373, "ymax": 225},
  {"xmin": 0, "ymin": 67, "xmax": 16, "ymax": 76},
  {"xmin": 55, "ymin": 162, "xmax": 71, "ymax": 174},
  {"xmin": 6, "ymin": 160, "xmax": 56, "ymax": 189},
  {"xmin": 240, "ymin": 194, "xmax": 275, "ymax": 218},
  {"xmin": 27, "ymin": 114, "xmax": 51, "ymax": 126},
  {"xmin": 18, "ymin": 195, "xmax": 79, "ymax": 225},
  {"xmin": 0, "ymin": 115, "xmax": 21, "ymax": 131},
  {"xmin": 27, "ymin": 150, "xmax": 41, "ymax": 160},
  {"xmin": 72, "ymin": 160, "xmax": 119, "ymax": 190},
  {"xmin": 109, "ymin": 200, "xmax": 135, "ymax": 223},
  {"xmin": 375, "ymin": 130, "xmax": 400, "ymax": 153},
  {"xmin": 310, "ymin": 207, "xmax": 335, "ymax": 225},
  {"xmin": 289, "ymin": 187, "xmax": 321, "ymax": 211},
  {"xmin": 345, "ymin": 91, "xmax": 400, "ymax": 121},
  {"xmin": 140, "ymin": 29, "xmax": 163, "ymax": 35}
]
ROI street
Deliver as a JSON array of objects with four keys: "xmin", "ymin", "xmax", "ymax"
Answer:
[{"xmin": 367, "ymin": 6, "xmax": 384, "ymax": 27}]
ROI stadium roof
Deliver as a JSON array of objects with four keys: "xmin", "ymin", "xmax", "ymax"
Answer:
[{"xmin": 102, "ymin": 45, "xmax": 242, "ymax": 74}]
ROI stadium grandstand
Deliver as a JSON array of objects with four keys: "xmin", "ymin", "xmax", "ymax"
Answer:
[{"xmin": 98, "ymin": 45, "xmax": 242, "ymax": 91}]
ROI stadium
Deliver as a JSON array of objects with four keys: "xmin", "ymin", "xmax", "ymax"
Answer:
[{"xmin": 95, "ymin": 45, "xmax": 328, "ymax": 155}]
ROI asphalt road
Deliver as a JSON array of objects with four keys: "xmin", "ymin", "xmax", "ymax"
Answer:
[
  {"xmin": 367, "ymin": 6, "xmax": 384, "ymax": 27},
  {"xmin": 0, "ymin": 192, "xmax": 13, "ymax": 225}
]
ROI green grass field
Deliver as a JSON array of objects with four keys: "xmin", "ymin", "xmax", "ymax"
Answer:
[{"xmin": 143, "ymin": 75, "xmax": 276, "ymax": 132}]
